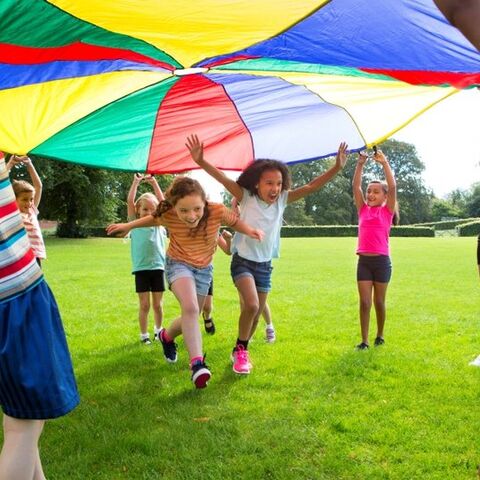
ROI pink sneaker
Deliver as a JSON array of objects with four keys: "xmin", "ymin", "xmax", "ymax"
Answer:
[{"xmin": 232, "ymin": 345, "xmax": 252, "ymax": 374}]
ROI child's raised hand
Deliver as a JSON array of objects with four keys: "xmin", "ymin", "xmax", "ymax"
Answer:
[
  {"xmin": 143, "ymin": 174, "xmax": 156, "ymax": 185},
  {"xmin": 335, "ymin": 142, "xmax": 348, "ymax": 170},
  {"xmin": 373, "ymin": 149, "xmax": 388, "ymax": 165},
  {"xmin": 358, "ymin": 151, "xmax": 368, "ymax": 165},
  {"xmin": 134, "ymin": 173, "xmax": 144, "ymax": 183},
  {"xmin": 186, "ymin": 134, "xmax": 204, "ymax": 165}
]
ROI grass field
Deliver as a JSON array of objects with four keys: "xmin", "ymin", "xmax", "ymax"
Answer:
[{"xmin": 4, "ymin": 237, "xmax": 479, "ymax": 479}]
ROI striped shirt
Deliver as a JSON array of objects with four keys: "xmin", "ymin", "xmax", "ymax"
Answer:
[
  {"xmin": 0, "ymin": 154, "xmax": 43, "ymax": 304},
  {"xmin": 21, "ymin": 206, "xmax": 47, "ymax": 259},
  {"xmin": 156, "ymin": 203, "xmax": 238, "ymax": 268}
]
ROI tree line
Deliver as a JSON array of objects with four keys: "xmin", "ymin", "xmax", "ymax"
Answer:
[{"xmin": 8, "ymin": 139, "xmax": 479, "ymax": 236}]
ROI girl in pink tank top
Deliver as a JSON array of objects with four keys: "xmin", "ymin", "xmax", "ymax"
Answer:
[{"xmin": 352, "ymin": 148, "xmax": 397, "ymax": 350}]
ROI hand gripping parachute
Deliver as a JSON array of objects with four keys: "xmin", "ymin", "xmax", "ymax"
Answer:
[{"xmin": 0, "ymin": 0, "xmax": 479, "ymax": 173}]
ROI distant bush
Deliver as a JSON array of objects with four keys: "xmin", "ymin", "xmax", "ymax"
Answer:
[
  {"xmin": 456, "ymin": 221, "xmax": 480, "ymax": 236},
  {"xmin": 413, "ymin": 218, "xmax": 480, "ymax": 230},
  {"xmin": 280, "ymin": 225, "xmax": 434, "ymax": 237}
]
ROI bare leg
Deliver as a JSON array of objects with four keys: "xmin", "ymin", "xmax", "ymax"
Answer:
[
  {"xmin": 202, "ymin": 295, "xmax": 213, "ymax": 320},
  {"xmin": 357, "ymin": 281, "xmax": 373, "ymax": 345},
  {"xmin": 151, "ymin": 291, "xmax": 164, "ymax": 330},
  {"xmin": 0, "ymin": 415, "xmax": 45, "ymax": 480},
  {"xmin": 262, "ymin": 302, "xmax": 272, "ymax": 326},
  {"xmin": 248, "ymin": 292, "xmax": 269, "ymax": 340},
  {"xmin": 137, "ymin": 292, "xmax": 150, "ymax": 335},
  {"xmin": 169, "ymin": 277, "xmax": 205, "ymax": 360},
  {"xmin": 373, "ymin": 282, "xmax": 389, "ymax": 339},
  {"xmin": 235, "ymin": 276, "xmax": 261, "ymax": 341}
]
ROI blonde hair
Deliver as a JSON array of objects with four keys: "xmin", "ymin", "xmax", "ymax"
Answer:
[
  {"xmin": 134, "ymin": 192, "xmax": 159, "ymax": 217},
  {"xmin": 12, "ymin": 179, "xmax": 35, "ymax": 198}
]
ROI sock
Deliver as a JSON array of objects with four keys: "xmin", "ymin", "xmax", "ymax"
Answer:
[
  {"xmin": 154, "ymin": 326, "xmax": 162, "ymax": 335},
  {"xmin": 190, "ymin": 356, "xmax": 203, "ymax": 367},
  {"xmin": 161, "ymin": 329, "xmax": 173, "ymax": 343},
  {"xmin": 236, "ymin": 339, "xmax": 249, "ymax": 350},
  {"xmin": 140, "ymin": 332, "xmax": 150, "ymax": 340},
  {"xmin": 266, "ymin": 323, "xmax": 275, "ymax": 330}
]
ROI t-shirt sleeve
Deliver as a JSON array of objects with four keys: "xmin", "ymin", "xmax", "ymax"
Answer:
[{"xmin": 220, "ymin": 204, "xmax": 239, "ymax": 227}]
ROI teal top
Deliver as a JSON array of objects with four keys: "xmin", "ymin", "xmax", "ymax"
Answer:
[{"xmin": 129, "ymin": 220, "xmax": 167, "ymax": 273}]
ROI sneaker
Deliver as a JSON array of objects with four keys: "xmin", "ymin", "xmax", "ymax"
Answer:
[
  {"xmin": 141, "ymin": 337, "xmax": 152, "ymax": 345},
  {"xmin": 191, "ymin": 356, "xmax": 211, "ymax": 389},
  {"xmin": 159, "ymin": 328, "xmax": 177, "ymax": 363},
  {"xmin": 374, "ymin": 336, "xmax": 385, "ymax": 347},
  {"xmin": 232, "ymin": 345, "xmax": 252, "ymax": 374},
  {"xmin": 469, "ymin": 355, "xmax": 480, "ymax": 367},
  {"xmin": 265, "ymin": 325, "xmax": 276, "ymax": 343},
  {"xmin": 356, "ymin": 342, "xmax": 369, "ymax": 350},
  {"xmin": 203, "ymin": 316, "xmax": 216, "ymax": 335},
  {"xmin": 154, "ymin": 332, "xmax": 160, "ymax": 342}
]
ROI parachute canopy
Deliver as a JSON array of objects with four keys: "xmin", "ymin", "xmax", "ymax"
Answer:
[{"xmin": 0, "ymin": 0, "xmax": 479, "ymax": 173}]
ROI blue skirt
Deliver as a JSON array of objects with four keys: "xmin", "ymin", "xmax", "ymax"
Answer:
[{"xmin": 0, "ymin": 280, "xmax": 79, "ymax": 419}]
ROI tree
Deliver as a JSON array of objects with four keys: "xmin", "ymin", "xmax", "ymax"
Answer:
[
  {"xmin": 465, "ymin": 182, "xmax": 480, "ymax": 217},
  {"xmin": 431, "ymin": 198, "xmax": 462, "ymax": 221}
]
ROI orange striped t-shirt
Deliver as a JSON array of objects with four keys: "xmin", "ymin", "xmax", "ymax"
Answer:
[{"xmin": 156, "ymin": 202, "xmax": 238, "ymax": 268}]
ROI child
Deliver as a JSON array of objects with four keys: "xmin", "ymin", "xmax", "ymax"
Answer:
[
  {"xmin": 107, "ymin": 176, "xmax": 263, "ymax": 388},
  {"xmin": 127, "ymin": 173, "xmax": 167, "ymax": 345},
  {"xmin": 201, "ymin": 230, "xmax": 233, "ymax": 335},
  {"xmin": 187, "ymin": 134, "xmax": 347, "ymax": 374},
  {"xmin": 0, "ymin": 153, "xmax": 79, "ymax": 478},
  {"xmin": 352, "ymin": 148, "xmax": 397, "ymax": 350},
  {"xmin": 6, "ymin": 155, "xmax": 46, "ymax": 265}
]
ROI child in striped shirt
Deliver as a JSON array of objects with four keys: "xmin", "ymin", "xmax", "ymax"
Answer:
[
  {"xmin": 107, "ymin": 176, "xmax": 263, "ymax": 388},
  {"xmin": 7, "ymin": 155, "xmax": 46, "ymax": 265}
]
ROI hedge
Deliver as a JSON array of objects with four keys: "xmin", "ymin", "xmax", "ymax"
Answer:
[
  {"xmin": 456, "ymin": 221, "xmax": 480, "ymax": 236},
  {"xmin": 413, "ymin": 218, "xmax": 480, "ymax": 230},
  {"xmin": 280, "ymin": 225, "xmax": 434, "ymax": 237}
]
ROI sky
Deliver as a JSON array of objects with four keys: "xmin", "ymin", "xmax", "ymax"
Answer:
[{"xmin": 193, "ymin": 88, "xmax": 480, "ymax": 201}]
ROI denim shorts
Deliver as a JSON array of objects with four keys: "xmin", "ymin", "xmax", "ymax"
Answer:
[
  {"xmin": 230, "ymin": 253, "xmax": 273, "ymax": 293},
  {"xmin": 357, "ymin": 255, "xmax": 392, "ymax": 283},
  {"xmin": 165, "ymin": 257, "xmax": 213, "ymax": 296}
]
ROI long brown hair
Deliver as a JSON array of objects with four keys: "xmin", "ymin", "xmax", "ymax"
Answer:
[{"xmin": 154, "ymin": 176, "xmax": 210, "ymax": 238}]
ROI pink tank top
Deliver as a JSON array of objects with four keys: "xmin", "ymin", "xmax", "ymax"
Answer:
[{"xmin": 357, "ymin": 204, "xmax": 394, "ymax": 256}]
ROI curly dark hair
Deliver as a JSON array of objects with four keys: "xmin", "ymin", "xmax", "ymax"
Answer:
[
  {"xmin": 154, "ymin": 176, "xmax": 210, "ymax": 239},
  {"xmin": 237, "ymin": 159, "xmax": 291, "ymax": 197}
]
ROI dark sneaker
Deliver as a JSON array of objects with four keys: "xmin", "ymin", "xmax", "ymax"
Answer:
[
  {"xmin": 374, "ymin": 337, "xmax": 385, "ymax": 347},
  {"xmin": 191, "ymin": 357, "xmax": 211, "ymax": 389},
  {"xmin": 141, "ymin": 337, "xmax": 152, "ymax": 345},
  {"xmin": 159, "ymin": 328, "xmax": 177, "ymax": 363},
  {"xmin": 356, "ymin": 342, "xmax": 369, "ymax": 350},
  {"xmin": 203, "ymin": 316, "xmax": 216, "ymax": 335}
]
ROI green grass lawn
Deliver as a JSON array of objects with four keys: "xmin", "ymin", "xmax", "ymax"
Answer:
[{"xmin": 5, "ymin": 237, "xmax": 480, "ymax": 479}]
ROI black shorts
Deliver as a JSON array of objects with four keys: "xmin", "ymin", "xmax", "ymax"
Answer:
[
  {"xmin": 207, "ymin": 279, "xmax": 213, "ymax": 296},
  {"xmin": 357, "ymin": 255, "xmax": 392, "ymax": 283},
  {"xmin": 134, "ymin": 270, "xmax": 166, "ymax": 293}
]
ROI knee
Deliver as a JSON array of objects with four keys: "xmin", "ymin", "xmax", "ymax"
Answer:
[
  {"xmin": 139, "ymin": 301, "xmax": 150, "ymax": 313},
  {"xmin": 182, "ymin": 304, "xmax": 199, "ymax": 320},
  {"xmin": 374, "ymin": 298, "xmax": 385, "ymax": 310},
  {"xmin": 243, "ymin": 300, "xmax": 260, "ymax": 317},
  {"xmin": 359, "ymin": 298, "xmax": 372, "ymax": 310}
]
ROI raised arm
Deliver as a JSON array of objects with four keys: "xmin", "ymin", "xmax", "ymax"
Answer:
[
  {"xmin": 107, "ymin": 214, "xmax": 162, "ymax": 237},
  {"xmin": 352, "ymin": 152, "xmax": 368, "ymax": 211},
  {"xmin": 144, "ymin": 174, "xmax": 165, "ymax": 202},
  {"xmin": 186, "ymin": 134, "xmax": 244, "ymax": 201},
  {"xmin": 23, "ymin": 157, "xmax": 42, "ymax": 207},
  {"xmin": 127, "ymin": 174, "xmax": 142, "ymax": 218},
  {"xmin": 287, "ymin": 142, "xmax": 348, "ymax": 204},
  {"xmin": 374, "ymin": 150, "xmax": 396, "ymax": 212}
]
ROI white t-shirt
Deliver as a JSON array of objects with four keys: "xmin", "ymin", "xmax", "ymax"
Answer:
[{"xmin": 231, "ymin": 188, "xmax": 288, "ymax": 262}]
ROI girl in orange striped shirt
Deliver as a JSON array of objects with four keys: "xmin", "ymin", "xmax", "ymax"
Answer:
[{"xmin": 107, "ymin": 177, "xmax": 263, "ymax": 388}]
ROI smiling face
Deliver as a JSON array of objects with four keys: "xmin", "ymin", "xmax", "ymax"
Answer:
[
  {"xmin": 256, "ymin": 169, "xmax": 283, "ymax": 204},
  {"xmin": 366, "ymin": 182, "xmax": 387, "ymax": 207},
  {"xmin": 174, "ymin": 194, "xmax": 205, "ymax": 228},
  {"xmin": 137, "ymin": 198, "xmax": 157, "ymax": 218},
  {"xmin": 16, "ymin": 191, "xmax": 35, "ymax": 213}
]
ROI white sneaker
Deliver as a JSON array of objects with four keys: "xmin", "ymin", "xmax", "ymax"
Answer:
[
  {"xmin": 265, "ymin": 325, "xmax": 276, "ymax": 343},
  {"xmin": 469, "ymin": 355, "xmax": 480, "ymax": 367}
]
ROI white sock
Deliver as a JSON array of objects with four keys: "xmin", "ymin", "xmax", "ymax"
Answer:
[
  {"xmin": 140, "ymin": 332, "xmax": 150, "ymax": 340},
  {"xmin": 154, "ymin": 326, "xmax": 162, "ymax": 335}
]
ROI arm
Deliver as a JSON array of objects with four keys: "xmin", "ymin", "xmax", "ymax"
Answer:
[
  {"xmin": 23, "ymin": 157, "xmax": 42, "ymax": 207},
  {"xmin": 186, "ymin": 134, "xmax": 244, "ymax": 201},
  {"xmin": 5, "ymin": 155, "xmax": 22, "ymax": 172},
  {"xmin": 352, "ymin": 152, "xmax": 368, "ymax": 211},
  {"xmin": 231, "ymin": 218, "xmax": 264, "ymax": 242},
  {"xmin": 374, "ymin": 150, "xmax": 396, "ymax": 212},
  {"xmin": 144, "ymin": 174, "xmax": 165, "ymax": 202},
  {"xmin": 127, "ymin": 174, "xmax": 142, "ymax": 218},
  {"xmin": 106, "ymin": 214, "xmax": 162, "ymax": 237},
  {"xmin": 218, "ymin": 230, "xmax": 233, "ymax": 255},
  {"xmin": 287, "ymin": 142, "xmax": 348, "ymax": 203}
]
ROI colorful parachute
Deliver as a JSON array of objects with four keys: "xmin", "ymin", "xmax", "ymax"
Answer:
[{"xmin": 0, "ymin": 0, "xmax": 479, "ymax": 173}]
